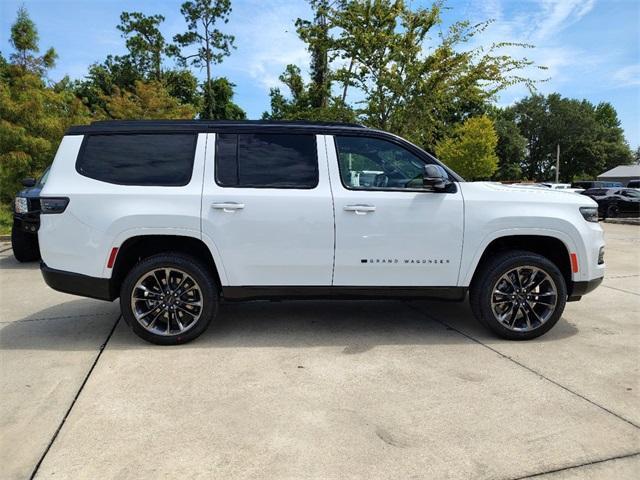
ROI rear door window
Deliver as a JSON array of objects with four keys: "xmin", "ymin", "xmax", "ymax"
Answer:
[
  {"xmin": 77, "ymin": 134, "xmax": 197, "ymax": 186},
  {"xmin": 215, "ymin": 133, "xmax": 318, "ymax": 189}
]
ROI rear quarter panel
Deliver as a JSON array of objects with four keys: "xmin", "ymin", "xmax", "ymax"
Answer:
[{"xmin": 39, "ymin": 134, "xmax": 207, "ymax": 279}]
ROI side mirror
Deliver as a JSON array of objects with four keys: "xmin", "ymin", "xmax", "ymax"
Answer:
[
  {"xmin": 21, "ymin": 177, "xmax": 36, "ymax": 188},
  {"xmin": 423, "ymin": 165, "xmax": 450, "ymax": 191}
]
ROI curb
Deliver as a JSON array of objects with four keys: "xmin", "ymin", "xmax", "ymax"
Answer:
[
  {"xmin": 0, "ymin": 235, "xmax": 10, "ymax": 242},
  {"xmin": 604, "ymin": 218, "xmax": 640, "ymax": 226}
]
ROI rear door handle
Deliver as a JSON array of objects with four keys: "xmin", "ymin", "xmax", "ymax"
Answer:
[
  {"xmin": 212, "ymin": 202, "xmax": 245, "ymax": 213},
  {"xmin": 344, "ymin": 204, "xmax": 376, "ymax": 215}
]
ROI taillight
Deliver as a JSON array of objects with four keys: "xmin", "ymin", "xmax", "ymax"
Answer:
[{"xmin": 40, "ymin": 197, "xmax": 69, "ymax": 214}]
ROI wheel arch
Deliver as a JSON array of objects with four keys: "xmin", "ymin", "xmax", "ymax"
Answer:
[
  {"xmin": 109, "ymin": 233, "xmax": 226, "ymax": 299},
  {"xmin": 465, "ymin": 232, "xmax": 576, "ymax": 296}
]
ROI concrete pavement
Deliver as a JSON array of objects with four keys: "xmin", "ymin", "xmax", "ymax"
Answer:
[{"xmin": 1, "ymin": 223, "xmax": 638, "ymax": 479}]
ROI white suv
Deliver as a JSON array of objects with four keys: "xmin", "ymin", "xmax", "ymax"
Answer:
[{"xmin": 38, "ymin": 120, "xmax": 605, "ymax": 344}]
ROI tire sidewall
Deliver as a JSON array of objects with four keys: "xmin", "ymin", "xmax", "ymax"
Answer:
[
  {"xmin": 474, "ymin": 252, "xmax": 567, "ymax": 340},
  {"xmin": 120, "ymin": 254, "xmax": 218, "ymax": 345}
]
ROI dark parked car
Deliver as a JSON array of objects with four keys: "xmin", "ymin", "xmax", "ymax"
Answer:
[
  {"xmin": 572, "ymin": 180, "xmax": 623, "ymax": 190},
  {"xmin": 627, "ymin": 179, "xmax": 640, "ymax": 189},
  {"xmin": 582, "ymin": 187, "xmax": 640, "ymax": 218},
  {"xmin": 12, "ymin": 167, "xmax": 49, "ymax": 262}
]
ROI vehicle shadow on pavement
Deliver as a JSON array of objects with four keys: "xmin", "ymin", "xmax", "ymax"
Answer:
[
  {"xmin": 114, "ymin": 298, "xmax": 578, "ymax": 350},
  {"xmin": 0, "ymin": 256, "xmax": 40, "ymax": 270},
  {"xmin": 0, "ymin": 298, "xmax": 578, "ymax": 352},
  {"xmin": 0, "ymin": 299, "xmax": 120, "ymax": 351}
]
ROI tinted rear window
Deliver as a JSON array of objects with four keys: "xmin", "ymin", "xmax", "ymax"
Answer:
[
  {"xmin": 215, "ymin": 133, "xmax": 317, "ymax": 189},
  {"xmin": 77, "ymin": 134, "xmax": 197, "ymax": 186}
]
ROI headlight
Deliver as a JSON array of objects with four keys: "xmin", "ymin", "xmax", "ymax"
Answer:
[
  {"xmin": 580, "ymin": 206, "xmax": 599, "ymax": 223},
  {"xmin": 14, "ymin": 197, "xmax": 28, "ymax": 214}
]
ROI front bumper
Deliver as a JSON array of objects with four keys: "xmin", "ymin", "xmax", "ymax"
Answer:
[
  {"xmin": 568, "ymin": 276, "xmax": 603, "ymax": 302},
  {"xmin": 14, "ymin": 215, "xmax": 40, "ymax": 233},
  {"xmin": 40, "ymin": 262, "xmax": 115, "ymax": 301}
]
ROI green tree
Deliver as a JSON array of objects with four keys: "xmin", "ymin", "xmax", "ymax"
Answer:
[
  {"xmin": 492, "ymin": 115, "xmax": 526, "ymax": 180},
  {"xmin": 101, "ymin": 80, "xmax": 196, "ymax": 119},
  {"xmin": 263, "ymin": 64, "xmax": 355, "ymax": 122},
  {"xmin": 9, "ymin": 6, "xmax": 57, "ymax": 74},
  {"xmin": 117, "ymin": 12, "xmax": 179, "ymax": 81},
  {"xmin": 174, "ymin": 0, "xmax": 235, "ymax": 119},
  {"xmin": 435, "ymin": 116, "xmax": 498, "ymax": 180},
  {"xmin": 199, "ymin": 77, "xmax": 245, "ymax": 119},
  {"xmin": 295, "ymin": 0, "xmax": 336, "ymax": 109},
  {"xmin": 0, "ymin": 62, "xmax": 89, "ymax": 203},
  {"xmin": 266, "ymin": 0, "xmax": 542, "ymax": 151},
  {"xmin": 507, "ymin": 94, "xmax": 633, "ymax": 181}
]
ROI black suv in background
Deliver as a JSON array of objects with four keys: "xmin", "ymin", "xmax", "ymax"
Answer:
[
  {"xmin": 582, "ymin": 187, "xmax": 640, "ymax": 219},
  {"xmin": 12, "ymin": 167, "xmax": 49, "ymax": 262}
]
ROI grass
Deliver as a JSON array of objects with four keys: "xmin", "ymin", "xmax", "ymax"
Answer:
[{"xmin": 0, "ymin": 202, "xmax": 13, "ymax": 236}]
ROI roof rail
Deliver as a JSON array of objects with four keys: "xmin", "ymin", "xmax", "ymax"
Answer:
[{"xmin": 89, "ymin": 119, "xmax": 367, "ymax": 128}]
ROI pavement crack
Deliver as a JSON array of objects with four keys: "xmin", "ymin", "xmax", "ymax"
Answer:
[
  {"xmin": 506, "ymin": 451, "xmax": 640, "ymax": 479},
  {"xmin": 406, "ymin": 303, "xmax": 640, "ymax": 431},
  {"xmin": 0, "ymin": 312, "xmax": 115, "ymax": 324},
  {"xmin": 29, "ymin": 314, "xmax": 121, "ymax": 480},
  {"xmin": 601, "ymin": 284, "xmax": 640, "ymax": 296}
]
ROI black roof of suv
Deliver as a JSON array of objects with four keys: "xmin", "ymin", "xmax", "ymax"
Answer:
[{"xmin": 67, "ymin": 120, "xmax": 369, "ymax": 135}]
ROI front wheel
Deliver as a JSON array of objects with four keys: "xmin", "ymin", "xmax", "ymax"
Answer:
[
  {"xmin": 470, "ymin": 250, "xmax": 567, "ymax": 340},
  {"xmin": 120, "ymin": 253, "xmax": 218, "ymax": 345}
]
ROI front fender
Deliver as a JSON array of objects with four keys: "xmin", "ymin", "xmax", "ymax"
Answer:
[{"xmin": 459, "ymin": 227, "xmax": 581, "ymax": 286}]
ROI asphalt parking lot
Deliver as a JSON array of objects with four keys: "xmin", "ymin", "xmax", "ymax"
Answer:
[{"xmin": 1, "ymin": 223, "xmax": 639, "ymax": 480}]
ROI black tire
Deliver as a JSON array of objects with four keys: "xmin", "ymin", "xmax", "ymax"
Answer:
[
  {"xmin": 469, "ymin": 250, "xmax": 567, "ymax": 340},
  {"xmin": 120, "ymin": 253, "xmax": 218, "ymax": 345},
  {"xmin": 11, "ymin": 223, "xmax": 40, "ymax": 262},
  {"xmin": 605, "ymin": 204, "xmax": 619, "ymax": 219}
]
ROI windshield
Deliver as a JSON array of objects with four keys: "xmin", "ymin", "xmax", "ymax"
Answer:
[{"xmin": 36, "ymin": 166, "xmax": 50, "ymax": 188}]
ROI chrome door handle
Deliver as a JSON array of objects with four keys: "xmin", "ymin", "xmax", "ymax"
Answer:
[
  {"xmin": 212, "ymin": 202, "xmax": 245, "ymax": 213},
  {"xmin": 344, "ymin": 204, "xmax": 376, "ymax": 215}
]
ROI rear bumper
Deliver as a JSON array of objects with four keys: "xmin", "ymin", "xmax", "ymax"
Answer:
[
  {"xmin": 568, "ymin": 276, "xmax": 603, "ymax": 301},
  {"xmin": 40, "ymin": 262, "xmax": 115, "ymax": 301}
]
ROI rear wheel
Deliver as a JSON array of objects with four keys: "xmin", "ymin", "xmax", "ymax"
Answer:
[
  {"xmin": 11, "ymin": 223, "xmax": 40, "ymax": 262},
  {"xmin": 120, "ymin": 253, "xmax": 218, "ymax": 345},
  {"xmin": 470, "ymin": 250, "xmax": 567, "ymax": 340}
]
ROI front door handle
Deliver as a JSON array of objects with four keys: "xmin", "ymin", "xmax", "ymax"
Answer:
[
  {"xmin": 344, "ymin": 204, "xmax": 376, "ymax": 215},
  {"xmin": 212, "ymin": 202, "xmax": 245, "ymax": 213}
]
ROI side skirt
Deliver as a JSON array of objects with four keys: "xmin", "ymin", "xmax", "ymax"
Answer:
[{"xmin": 221, "ymin": 286, "xmax": 467, "ymax": 302}]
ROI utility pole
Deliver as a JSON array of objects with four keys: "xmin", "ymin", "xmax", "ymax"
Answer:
[{"xmin": 555, "ymin": 143, "xmax": 560, "ymax": 183}]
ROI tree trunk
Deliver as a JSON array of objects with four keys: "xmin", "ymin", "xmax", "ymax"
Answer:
[{"xmin": 341, "ymin": 58, "xmax": 354, "ymax": 103}]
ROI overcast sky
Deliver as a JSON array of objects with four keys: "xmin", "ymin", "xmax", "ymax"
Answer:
[{"xmin": 1, "ymin": 0, "xmax": 638, "ymax": 148}]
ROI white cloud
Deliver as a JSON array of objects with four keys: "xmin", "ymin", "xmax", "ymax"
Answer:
[
  {"xmin": 613, "ymin": 64, "xmax": 640, "ymax": 87},
  {"xmin": 223, "ymin": 0, "xmax": 311, "ymax": 90},
  {"xmin": 459, "ymin": 0, "xmax": 601, "ymax": 105},
  {"xmin": 533, "ymin": 0, "xmax": 596, "ymax": 41}
]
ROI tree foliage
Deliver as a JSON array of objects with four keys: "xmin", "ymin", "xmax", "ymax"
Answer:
[
  {"xmin": 0, "ymin": 61, "xmax": 89, "ymax": 202},
  {"xmin": 117, "ymin": 12, "xmax": 180, "ymax": 81},
  {"xmin": 101, "ymin": 80, "xmax": 196, "ymax": 119},
  {"xmin": 174, "ymin": 0, "xmax": 235, "ymax": 119},
  {"xmin": 506, "ymin": 94, "xmax": 633, "ymax": 181},
  {"xmin": 435, "ymin": 116, "xmax": 498, "ymax": 180},
  {"xmin": 266, "ymin": 0, "xmax": 543, "ymax": 152},
  {"xmin": 492, "ymin": 114, "xmax": 526, "ymax": 180},
  {"xmin": 9, "ymin": 6, "xmax": 57, "ymax": 74},
  {"xmin": 199, "ymin": 78, "xmax": 245, "ymax": 120}
]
